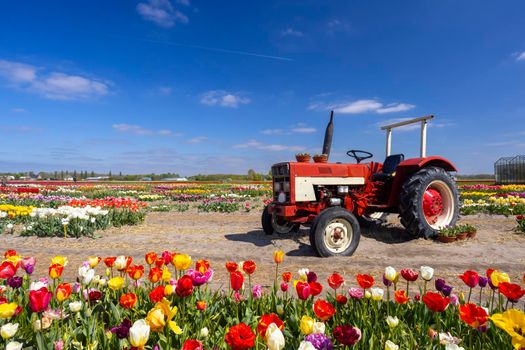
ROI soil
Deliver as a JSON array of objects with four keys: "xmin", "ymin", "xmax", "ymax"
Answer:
[{"xmin": 2, "ymin": 211, "xmax": 524, "ymax": 292}]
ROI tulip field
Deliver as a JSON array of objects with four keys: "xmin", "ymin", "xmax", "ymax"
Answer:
[
  {"xmin": 0, "ymin": 182, "xmax": 524, "ymax": 349},
  {"xmin": 0, "ymin": 249, "xmax": 524, "ymax": 350}
]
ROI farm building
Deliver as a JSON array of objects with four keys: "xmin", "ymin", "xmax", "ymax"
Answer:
[{"xmin": 494, "ymin": 155, "xmax": 525, "ymax": 184}]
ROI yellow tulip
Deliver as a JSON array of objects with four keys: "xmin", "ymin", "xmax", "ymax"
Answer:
[
  {"xmin": 5, "ymin": 256, "xmax": 21, "ymax": 267},
  {"xmin": 51, "ymin": 256, "xmax": 68, "ymax": 267},
  {"xmin": 300, "ymin": 315, "xmax": 314, "ymax": 335},
  {"xmin": 168, "ymin": 320, "xmax": 183, "ymax": 334},
  {"xmin": 164, "ymin": 284, "xmax": 174, "ymax": 296},
  {"xmin": 87, "ymin": 256, "xmax": 100, "ymax": 268},
  {"xmin": 491, "ymin": 309, "xmax": 525, "ymax": 349},
  {"xmin": 273, "ymin": 250, "xmax": 284, "ymax": 264},
  {"xmin": 0, "ymin": 303, "xmax": 18, "ymax": 319},
  {"xmin": 172, "ymin": 254, "xmax": 192, "ymax": 271},
  {"xmin": 490, "ymin": 270, "xmax": 510, "ymax": 287},
  {"xmin": 146, "ymin": 308, "xmax": 165, "ymax": 332},
  {"xmin": 108, "ymin": 277, "xmax": 125, "ymax": 291},
  {"xmin": 161, "ymin": 267, "xmax": 172, "ymax": 282}
]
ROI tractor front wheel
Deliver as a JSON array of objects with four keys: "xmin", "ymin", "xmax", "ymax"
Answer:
[
  {"xmin": 261, "ymin": 206, "xmax": 300, "ymax": 235},
  {"xmin": 310, "ymin": 207, "xmax": 361, "ymax": 257},
  {"xmin": 399, "ymin": 166, "xmax": 459, "ymax": 238}
]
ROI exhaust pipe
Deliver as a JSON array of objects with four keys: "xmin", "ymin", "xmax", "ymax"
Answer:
[{"xmin": 322, "ymin": 111, "xmax": 334, "ymax": 159}]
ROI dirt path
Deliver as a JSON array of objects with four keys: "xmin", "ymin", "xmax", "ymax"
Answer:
[{"xmin": 2, "ymin": 211, "xmax": 524, "ymax": 289}]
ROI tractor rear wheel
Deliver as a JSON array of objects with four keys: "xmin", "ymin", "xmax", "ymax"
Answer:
[
  {"xmin": 399, "ymin": 166, "xmax": 459, "ymax": 238},
  {"xmin": 261, "ymin": 206, "xmax": 300, "ymax": 235},
  {"xmin": 310, "ymin": 207, "xmax": 361, "ymax": 257}
]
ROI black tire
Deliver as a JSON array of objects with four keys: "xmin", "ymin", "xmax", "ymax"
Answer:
[
  {"xmin": 310, "ymin": 207, "xmax": 361, "ymax": 257},
  {"xmin": 399, "ymin": 167, "xmax": 459, "ymax": 239},
  {"xmin": 261, "ymin": 205, "xmax": 300, "ymax": 235}
]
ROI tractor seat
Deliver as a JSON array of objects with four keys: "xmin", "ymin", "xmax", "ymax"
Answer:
[{"xmin": 372, "ymin": 154, "xmax": 405, "ymax": 182}]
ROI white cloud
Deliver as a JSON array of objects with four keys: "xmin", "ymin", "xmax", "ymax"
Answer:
[
  {"xmin": 11, "ymin": 107, "xmax": 26, "ymax": 113},
  {"xmin": 188, "ymin": 136, "xmax": 208, "ymax": 144},
  {"xmin": 376, "ymin": 103, "xmax": 416, "ymax": 114},
  {"xmin": 136, "ymin": 0, "xmax": 188, "ymax": 28},
  {"xmin": 113, "ymin": 124, "xmax": 179, "ymax": 136},
  {"xmin": 176, "ymin": 0, "xmax": 190, "ymax": 5},
  {"xmin": 517, "ymin": 51, "xmax": 525, "ymax": 61},
  {"xmin": 233, "ymin": 139, "xmax": 304, "ymax": 152},
  {"xmin": 291, "ymin": 127, "xmax": 316, "ymax": 133},
  {"xmin": 327, "ymin": 19, "xmax": 351, "ymax": 32},
  {"xmin": 281, "ymin": 28, "xmax": 304, "ymax": 37},
  {"xmin": 200, "ymin": 90, "xmax": 250, "ymax": 108},
  {"xmin": 261, "ymin": 129, "xmax": 284, "ymax": 135},
  {"xmin": 308, "ymin": 98, "xmax": 415, "ymax": 114},
  {"xmin": 0, "ymin": 59, "xmax": 109, "ymax": 100}
]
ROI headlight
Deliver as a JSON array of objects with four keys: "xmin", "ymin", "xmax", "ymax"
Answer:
[
  {"xmin": 283, "ymin": 181, "xmax": 290, "ymax": 192},
  {"xmin": 337, "ymin": 186, "xmax": 349, "ymax": 194},
  {"xmin": 274, "ymin": 182, "xmax": 281, "ymax": 192},
  {"xmin": 277, "ymin": 192, "xmax": 287, "ymax": 203}
]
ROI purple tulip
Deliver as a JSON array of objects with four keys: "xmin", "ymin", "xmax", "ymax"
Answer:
[
  {"xmin": 478, "ymin": 276, "xmax": 488, "ymax": 288},
  {"xmin": 307, "ymin": 271, "xmax": 318, "ymax": 283},
  {"xmin": 383, "ymin": 274, "xmax": 393, "ymax": 287},
  {"xmin": 111, "ymin": 319, "xmax": 132, "ymax": 339},
  {"xmin": 441, "ymin": 284, "xmax": 453, "ymax": 297},
  {"xmin": 488, "ymin": 278, "xmax": 497, "ymax": 291},
  {"xmin": 435, "ymin": 278, "xmax": 446, "ymax": 292},
  {"xmin": 7, "ymin": 276, "xmax": 23, "ymax": 288},
  {"xmin": 305, "ymin": 333, "xmax": 334, "ymax": 350}
]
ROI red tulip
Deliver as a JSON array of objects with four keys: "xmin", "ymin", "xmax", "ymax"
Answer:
[
  {"xmin": 4, "ymin": 250, "xmax": 16, "ymax": 258},
  {"xmin": 336, "ymin": 294, "xmax": 348, "ymax": 305},
  {"xmin": 176, "ymin": 275, "xmax": 194, "ymax": 297},
  {"xmin": 196, "ymin": 300, "xmax": 207, "ymax": 311},
  {"xmin": 230, "ymin": 271, "xmax": 244, "ymax": 291},
  {"xmin": 226, "ymin": 262, "xmax": 238, "ymax": 273},
  {"xmin": 196, "ymin": 259, "xmax": 210, "ymax": 273},
  {"xmin": 400, "ymin": 269, "xmax": 419, "ymax": 282},
  {"xmin": 242, "ymin": 260, "xmax": 256, "ymax": 275},
  {"xmin": 356, "ymin": 274, "xmax": 375, "ymax": 289},
  {"xmin": 120, "ymin": 293, "xmax": 138, "ymax": 309},
  {"xmin": 49, "ymin": 264, "xmax": 64, "ymax": 279},
  {"xmin": 459, "ymin": 303, "xmax": 489, "ymax": 328},
  {"xmin": 498, "ymin": 282, "xmax": 525, "ymax": 303},
  {"xmin": 314, "ymin": 299, "xmax": 336, "ymax": 321},
  {"xmin": 282, "ymin": 272, "xmax": 292, "ymax": 283},
  {"xmin": 149, "ymin": 285, "xmax": 165, "ymax": 303},
  {"xmin": 0, "ymin": 261, "xmax": 16, "ymax": 279},
  {"xmin": 29, "ymin": 287, "xmax": 52, "ymax": 312},
  {"xmin": 225, "ymin": 323, "xmax": 256, "ymax": 350},
  {"xmin": 182, "ymin": 339, "xmax": 203, "ymax": 350},
  {"xmin": 296, "ymin": 281, "xmax": 311, "ymax": 300},
  {"xmin": 309, "ymin": 281, "xmax": 323, "ymax": 296},
  {"xmin": 256, "ymin": 313, "xmax": 284, "ymax": 337},
  {"xmin": 459, "ymin": 270, "xmax": 479, "ymax": 289},
  {"xmin": 104, "ymin": 256, "xmax": 116, "ymax": 268},
  {"xmin": 127, "ymin": 265, "xmax": 145, "ymax": 280},
  {"xmin": 327, "ymin": 273, "xmax": 344, "ymax": 290},
  {"xmin": 55, "ymin": 283, "xmax": 72, "ymax": 302},
  {"xmin": 422, "ymin": 291, "xmax": 450, "ymax": 312}
]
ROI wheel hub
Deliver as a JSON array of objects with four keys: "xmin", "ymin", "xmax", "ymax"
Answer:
[
  {"xmin": 423, "ymin": 188, "xmax": 444, "ymax": 224},
  {"xmin": 324, "ymin": 221, "xmax": 351, "ymax": 252}
]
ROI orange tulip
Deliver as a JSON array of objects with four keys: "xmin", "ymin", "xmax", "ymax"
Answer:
[
  {"xmin": 394, "ymin": 290, "xmax": 410, "ymax": 304},
  {"xmin": 49, "ymin": 264, "xmax": 64, "ymax": 279},
  {"xmin": 145, "ymin": 252, "xmax": 158, "ymax": 265},
  {"xmin": 273, "ymin": 250, "xmax": 284, "ymax": 264},
  {"xmin": 104, "ymin": 256, "xmax": 117, "ymax": 268},
  {"xmin": 196, "ymin": 259, "xmax": 210, "ymax": 273},
  {"xmin": 242, "ymin": 260, "xmax": 256, "ymax": 275},
  {"xmin": 127, "ymin": 265, "xmax": 145, "ymax": 280},
  {"xmin": 120, "ymin": 293, "xmax": 138, "ymax": 309},
  {"xmin": 459, "ymin": 303, "xmax": 489, "ymax": 328},
  {"xmin": 56, "ymin": 283, "xmax": 72, "ymax": 302},
  {"xmin": 196, "ymin": 300, "xmax": 207, "ymax": 311},
  {"xmin": 148, "ymin": 267, "xmax": 163, "ymax": 284},
  {"xmin": 356, "ymin": 274, "xmax": 374, "ymax": 289},
  {"xmin": 313, "ymin": 299, "xmax": 336, "ymax": 321},
  {"xmin": 282, "ymin": 272, "xmax": 292, "ymax": 283}
]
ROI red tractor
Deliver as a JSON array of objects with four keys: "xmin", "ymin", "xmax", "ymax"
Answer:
[{"xmin": 261, "ymin": 113, "xmax": 459, "ymax": 257}]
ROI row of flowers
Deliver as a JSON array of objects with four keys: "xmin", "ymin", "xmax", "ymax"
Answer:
[{"xmin": 0, "ymin": 249, "xmax": 524, "ymax": 349}]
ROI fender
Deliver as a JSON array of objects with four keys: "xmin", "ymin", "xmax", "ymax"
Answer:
[{"xmin": 386, "ymin": 156, "xmax": 457, "ymax": 207}]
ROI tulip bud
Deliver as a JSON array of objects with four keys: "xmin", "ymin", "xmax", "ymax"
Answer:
[
  {"xmin": 385, "ymin": 340, "xmax": 399, "ymax": 350},
  {"xmin": 386, "ymin": 316, "xmax": 399, "ymax": 328},
  {"xmin": 200, "ymin": 327, "xmax": 209, "ymax": 338},
  {"xmin": 420, "ymin": 266, "xmax": 434, "ymax": 281}
]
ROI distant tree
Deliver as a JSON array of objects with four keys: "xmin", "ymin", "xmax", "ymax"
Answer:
[
  {"xmin": 119, "ymin": 171, "xmax": 122, "ymax": 177},
  {"xmin": 73, "ymin": 170, "xmax": 77, "ymax": 179},
  {"xmin": 54, "ymin": 171, "xmax": 58, "ymax": 179},
  {"xmin": 90, "ymin": 171, "xmax": 95, "ymax": 177},
  {"xmin": 108, "ymin": 171, "xmax": 112, "ymax": 179},
  {"xmin": 247, "ymin": 169, "xmax": 256, "ymax": 181},
  {"xmin": 60, "ymin": 171, "xmax": 64, "ymax": 179}
]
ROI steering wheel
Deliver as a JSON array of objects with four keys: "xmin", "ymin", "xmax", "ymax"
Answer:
[{"xmin": 346, "ymin": 150, "xmax": 373, "ymax": 164}]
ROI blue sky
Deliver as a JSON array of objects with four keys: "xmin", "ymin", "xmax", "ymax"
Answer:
[{"xmin": 1, "ymin": 1, "xmax": 524, "ymax": 175}]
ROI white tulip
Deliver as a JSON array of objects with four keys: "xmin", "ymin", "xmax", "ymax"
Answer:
[
  {"xmin": 69, "ymin": 301, "xmax": 82, "ymax": 312},
  {"xmin": 29, "ymin": 281, "xmax": 47, "ymax": 291},
  {"xmin": 6, "ymin": 224, "xmax": 14, "ymax": 230},
  {"xmin": 1, "ymin": 323, "xmax": 18, "ymax": 339},
  {"xmin": 445, "ymin": 345, "xmax": 465, "ymax": 350},
  {"xmin": 298, "ymin": 341, "xmax": 316, "ymax": 350},
  {"xmin": 421, "ymin": 266, "xmax": 434, "ymax": 281},
  {"xmin": 200, "ymin": 327, "xmax": 209, "ymax": 338},
  {"xmin": 386, "ymin": 316, "xmax": 399, "ymax": 328},
  {"xmin": 265, "ymin": 323, "xmax": 285, "ymax": 350},
  {"xmin": 313, "ymin": 321, "xmax": 325, "ymax": 334},
  {"xmin": 114, "ymin": 256, "xmax": 128, "ymax": 270},
  {"xmin": 78, "ymin": 266, "xmax": 95, "ymax": 285},
  {"xmin": 385, "ymin": 340, "xmax": 399, "ymax": 350},
  {"xmin": 370, "ymin": 287, "xmax": 384, "ymax": 301},
  {"xmin": 298, "ymin": 268, "xmax": 309, "ymax": 281},
  {"xmin": 6, "ymin": 342, "xmax": 23, "ymax": 350},
  {"xmin": 384, "ymin": 266, "xmax": 397, "ymax": 282},
  {"xmin": 129, "ymin": 319, "xmax": 150, "ymax": 347}
]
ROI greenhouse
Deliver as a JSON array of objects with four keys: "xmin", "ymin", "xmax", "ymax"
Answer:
[{"xmin": 494, "ymin": 155, "xmax": 525, "ymax": 184}]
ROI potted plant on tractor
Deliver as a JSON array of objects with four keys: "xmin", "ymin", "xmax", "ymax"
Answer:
[{"xmin": 262, "ymin": 112, "xmax": 460, "ymax": 257}]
